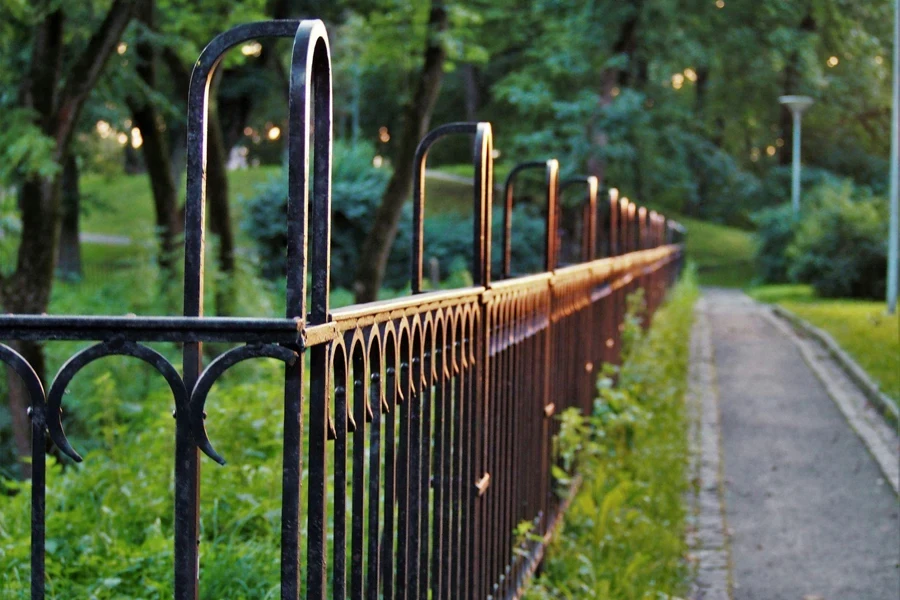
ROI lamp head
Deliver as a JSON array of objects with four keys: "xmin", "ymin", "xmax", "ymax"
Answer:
[{"xmin": 778, "ymin": 95, "xmax": 814, "ymax": 115}]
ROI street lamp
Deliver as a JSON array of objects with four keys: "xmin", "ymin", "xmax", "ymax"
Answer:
[{"xmin": 779, "ymin": 95, "xmax": 814, "ymax": 217}]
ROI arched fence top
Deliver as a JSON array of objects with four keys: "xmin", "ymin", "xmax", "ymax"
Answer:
[
  {"xmin": 501, "ymin": 159, "xmax": 559, "ymax": 278},
  {"xmin": 412, "ymin": 122, "xmax": 494, "ymax": 293}
]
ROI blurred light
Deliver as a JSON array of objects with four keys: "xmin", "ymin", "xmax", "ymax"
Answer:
[
  {"xmin": 131, "ymin": 127, "xmax": 143, "ymax": 149},
  {"xmin": 243, "ymin": 126, "xmax": 254, "ymax": 136},
  {"xmin": 609, "ymin": 188, "xmax": 619, "ymax": 202},
  {"xmin": 750, "ymin": 147, "xmax": 760, "ymax": 162},
  {"xmin": 117, "ymin": 43, "xmax": 127, "ymax": 55},
  {"xmin": 372, "ymin": 155, "xmax": 384, "ymax": 168},
  {"xmin": 684, "ymin": 68, "xmax": 698, "ymax": 82},
  {"xmin": 96, "ymin": 120, "xmax": 111, "ymax": 138},
  {"xmin": 116, "ymin": 132, "xmax": 128, "ymax": 145},
  {"xmin": 672, "ymin": 73, "xmax": 684, "ymax": 90},
  {"xmin": 766, "ymin": 145, "xmax": 776, "ymax": 156},
  {"xmin": 124, "ymin": 119, "xmax": 132, "ymax": 128},
  {"xmin": 267, "ymin": 126, "xmax": 281, "ymax": 141},
  {"xmin": 242, "ymin": 42, "xmax": 262, "ymax": 57},
  {"xmin": 776, "ymin": 138, "xmax": 785, "ymax": 147},
  {"xmin": 491, "ymin": 148, "xmax": 501, "ymax": 159},
  {"xmin": 874, "ymin": 55, "xmax": 884, "ymax": 65},
  {"xmin": 827, "ymin": 56, "xmax": 839, "ymax": 67},
  {"xmin": 715, "ymin": 0, "xmax": 725, "ymax": 8},
  {"xmin": 611, "ymin": 86, "xmax": 620, "ymax": 97},
  {"xmin": 378, "ymin": 126, "xmax": 390, "ymax": 143}
]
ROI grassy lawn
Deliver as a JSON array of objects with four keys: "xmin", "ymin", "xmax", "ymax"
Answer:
[
  {"xmin": 749, "ymin": 284, "xmax": 900, "ymax": 403},
  {"xmin": 80, "ymin": 166, "xmax": 281, "ymax": 240},
  {"xmin": 680, "ymin": 216, "xmax": 755, "ymax": 288},
  {"xmin": 81, "ymin": 166, "xmax": 477, "ymax": 237},
  {"xmin": 433, "ymin": 162, "xmax": 514, "ymax": 183}
]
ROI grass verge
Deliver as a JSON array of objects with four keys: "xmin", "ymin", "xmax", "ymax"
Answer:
[
  {"xmin": 749, "ymin": 284, "xmax": 900, "ymax": 403},
  {"xmin": 681, "ymin": 217, "xmax": 754, "ymax": 288},
  {"xmin": 524, "ymin": 269, "xmax": 699, "ymax": 599}
]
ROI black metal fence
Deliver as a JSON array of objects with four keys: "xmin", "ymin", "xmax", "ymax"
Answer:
[{"xmin": 1, "ymin": 20, "xmax": 684, "ymax": 600}]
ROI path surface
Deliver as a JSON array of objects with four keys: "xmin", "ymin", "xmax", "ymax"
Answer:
[{"xmin": 701, "ymin": 289, "xmax": 899, "ymax": 600}]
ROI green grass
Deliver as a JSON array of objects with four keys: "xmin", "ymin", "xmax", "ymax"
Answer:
[
  {"xmin": 433, "ymin": 162, "xmax": 514, "ymax": 183},
  {"xmin": 525, "ymin": 271, "xmax": 698, "ymax": 599},
  {"xmin": 749, "ymin": 284, "xmax": 900, "ymax": 403},
  {"xmin": 681, "ymin": 216, "xmax": 755, "ymax": 288},
  {"xmin": 80, "ymin": 167, "xmax": 281, "ymax": 239},
  {"xmin": 81, "ymin": 167, "xmax": 481, "ymax": 238}
]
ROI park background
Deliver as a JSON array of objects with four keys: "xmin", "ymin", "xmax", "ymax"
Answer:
[{"xmin": 0, "ymin": 1, "xmax": 897, "ymax": 597}]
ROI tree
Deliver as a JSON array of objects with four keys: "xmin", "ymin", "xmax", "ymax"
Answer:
[
  {"xmin": 127, "ymin": 0, "xmax": 181, "ymax": 272},
  {"xmin": 0, "ymin": 0, "xmax": 136, "ymax": 476},
  {"xmin": 353, "ymin": 2, "xmax": 449, "ymax": 302}
]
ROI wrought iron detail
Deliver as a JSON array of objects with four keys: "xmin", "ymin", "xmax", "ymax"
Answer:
[{"xmin": 1, "ymin": 18, "xmax": 686, "ymax": 600}]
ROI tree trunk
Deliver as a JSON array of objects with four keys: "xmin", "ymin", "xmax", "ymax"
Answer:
[
  {"xmin": 1, "ymin": 0, "xmax": 135, "ymax": 474},
  {"xmin": 586, "ymin": 3, "xmax": 641, "ymax": 181},
  {"xmin": 3, "ymin": 177, "xmax": 61, "ymax": 477},
  {"xmin": 780, "ymin": 13, "xmax": 816, "ymax": 167},
  {"xmin": 131, "ymin": 98, "xmax": 180, "ymax": 271},
  {"xmin": 129, "ymin": 0, "xmax": 179, "ymax": 272},
  {"xmin": 162, "ymin": 48, "xmax": 235, "ymax": 314},
  {"xmin": 207, "ymin": 101, "xmax": 237, "ymax": 315},
  {"xmin": 690, "ymin": 66, "xmax": 711, "ymax": 217},
  {"xmin": 461, "ymin": 63, "xmax": 480, "ymax": 121},
  {"xmin": 56, "ymin": 155, "xmax": 82, "ymax": 279},
  {"xmin": 353, "ymin": 3, "xmax": 448, "ymax": 303}
]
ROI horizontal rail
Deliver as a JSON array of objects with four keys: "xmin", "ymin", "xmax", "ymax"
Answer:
[{"xmin": 0, "ymin": 315, "xmax": 304, "ymax": 344}]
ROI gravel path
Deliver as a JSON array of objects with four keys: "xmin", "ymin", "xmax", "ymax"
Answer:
[{"xmin": 702, "ymin": 288, "xmax": 899, "ymax": 600}]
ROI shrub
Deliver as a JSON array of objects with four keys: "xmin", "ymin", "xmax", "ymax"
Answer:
[
  {"xmin": 242, "ymin": 144, "xmax": 550, "ymax": 292},
  {"xmin": 752, "ymin": 204, "xmax": 796, "ymax": 283},
  {"xmin": 240, "ymin": 141, "xmax": 391, "ymax": 288},
  {"xmin": 787, "ymin": 182, "xmax": 888, "ymax": 299}
]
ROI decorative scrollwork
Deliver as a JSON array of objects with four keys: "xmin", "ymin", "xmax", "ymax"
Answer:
[
  {"xmin": 189, "ymin": 343, "xmax": 299, "ymax": 465},
  {"xmin": 45, "ymin": 341, "xmax": 188, "ymax": 462},
  {"xmin": 0, "ymin": 343, "xmax": 46, "ymax": 424}
]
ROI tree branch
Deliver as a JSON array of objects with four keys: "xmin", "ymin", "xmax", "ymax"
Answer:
[{"xmin": 54, "ymin": 0, "xmax": 136, "ymax": 158}]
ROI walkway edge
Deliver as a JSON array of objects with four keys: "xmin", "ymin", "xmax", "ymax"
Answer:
[
  {"xmin": 687, "ymin": 297, "xmax": 733, "ymax": 600},
  {"xmin": 764, "ymin": 307, "xmax": 900, "ymax": 494},
  {"xmin": 771, "ymin": 305, "xmax": 898, "ymax": 425}
]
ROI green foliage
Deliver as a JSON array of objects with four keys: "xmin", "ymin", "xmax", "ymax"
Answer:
[
  {"xmin": 241, "ymin": 141, "xmax": 391, "ymax": 286},
  {"xmin": 786, "ymin": 182, "xmax": 888, "ymax": 299},
  {"xmin": 752, "ymin": 204, "xmax": 796, "ymax": 283},
  {"xmin": 525, "ymin": 270, "xmax": 698, "ymax": 599},
  {"xmin": 0, "ymin": 263, "xmax": 290, "ymax": 597},
  {"xmin": 465, "ymin": 0, "xmax": 894, "ymax": 228},
  {"xmin": 242, "ymin": 145, "xmax": 550, "ymax": 291},
  {"xmin": 0, "ymin": 109, "xmax": 59, "ymax": 183}
]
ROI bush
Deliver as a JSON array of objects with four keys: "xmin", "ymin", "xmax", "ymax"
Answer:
[
  {"xmin": 752, "ymin": 204, "xmax": 796, "ymax": 283},
  {"xmin": 241, "ymin": 141, "xmax": 391, "ymax": 288},
  {"xmin": 242, "ymin": 143, "xmax": 550, "ymax": 292},
  {"xmin": 787, "ymin": 182, "xmax": 888, "ymax": 299}
]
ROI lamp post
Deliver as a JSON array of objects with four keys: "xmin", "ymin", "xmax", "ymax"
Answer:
[
  {"xmin": 887, "ymin": 0, "xmax": 899, "ymax": 314},
  {"xmin": 779, "ymin": 95, "xmax": 814, "ymax": 217}
]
